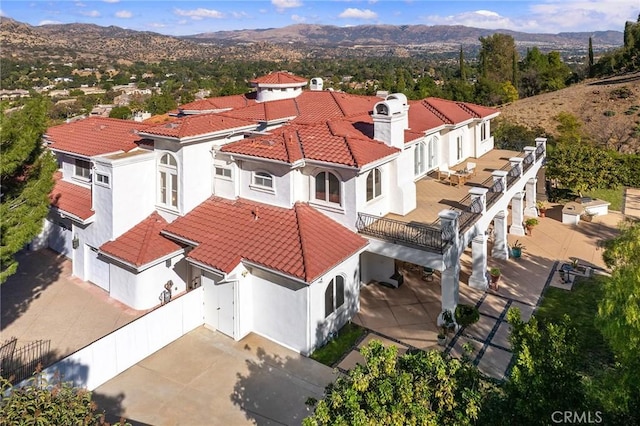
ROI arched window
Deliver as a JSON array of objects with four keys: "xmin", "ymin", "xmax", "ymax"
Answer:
[
  {"xmin": 315, "ymin": 171, "xmax": 341, "ymax": 205},
  {"xmin": 428, "ymin": 136, "xmax": 438, "ymax": 170},
  {"xmin": 158, "ymin": 153, "xmax": 178, "ymax": 208},
  {"xmin": 414, "ymin": 141, "xmax": 426, "ymax": 176},
  {"xmin": 324, "ymin": 275, "xmax": 345, "ymax": 318},
  {"xmin": 366, "ymin": 168, "xmax": 382, "ymax": 201}
]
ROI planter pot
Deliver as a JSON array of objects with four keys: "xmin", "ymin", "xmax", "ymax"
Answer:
[
  {"xmin": 490, "ymin": 274, "xmax": 500, "ymax": 290},
  {"xmin": 437, "ymin": 335, "xmax": 447, "ymax": 346},
  {"xmin": 539, "ymin": 209, "xmax": 546, "ymax": 218},
  {"xmin": 511, "ymin": 247, "xmax": 522, "ymax": 258},
  {"xmin": 526, "ymin": 225, "xmax": 534, "ymax": 236}
]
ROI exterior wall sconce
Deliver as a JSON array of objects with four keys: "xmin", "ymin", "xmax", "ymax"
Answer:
[
  {"xmin": 160, "ymin": 280, "xmax": 173, "ymax": 305},
  {"xmin": 72, "ymin": 235, "xmax": 79, "ymax": 249}
]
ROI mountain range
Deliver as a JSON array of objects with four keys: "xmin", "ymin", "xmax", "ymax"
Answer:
[{"xmin": 0, "ymin": 17, "xmax": 623, "ymax": 63}]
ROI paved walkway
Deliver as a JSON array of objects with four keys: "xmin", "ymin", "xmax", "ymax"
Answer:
[
  {"xmin": 624, "ymin": 187, "xmax": 640, "ymax": 220},
  {"xmin": 1, "ymin": 249, "xmax": 142, "ymax": 366},
  {"xmin": 348, "ymin": 206, "xmax": 624, "ymax": 379},
  {"xmin": 94, "ymin": 327, "xmax": 336, "ymax": 426}
]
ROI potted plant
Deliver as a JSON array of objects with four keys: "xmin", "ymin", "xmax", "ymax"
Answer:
[
  {"xmin": 536, "ymin": 201, "xmax": 547, "ymax": 217},
  {"xmin": 489, "ymin": 267, "xmax": 501, "ymax": 290},
  {"xmin": 437, "ymin": 327, "xmax": 447, "ymax": 346},
  {"xmin": 437, "ymin": 310, "xmax": 455, "ymax": 346},
  {"xmin": 525, "ymin": 218, "xmax": 539, "ymax": 235},
  {"xmin": 455, "ymin": 304, "xmax": 480, "ymax": 328},
  {"xmin": 510, "ymin": 240, "xmax": 525, "ymax": 258}
]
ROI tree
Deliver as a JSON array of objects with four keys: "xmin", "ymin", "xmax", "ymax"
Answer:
[
  {"xmin": 459, "ymin": 46, "xmax": 466, "ymax": 80},
  {"xmin": 503, "ymin": 309, "xmax": 586, "ymax": 424},
  {"xmin": 145, "ymin": 92, "xmax": 176, "ymax": 115},
  {"xmin": 304, "ymin": 341, "xmax": 488, "ymax": 425},
  {"xmin": 478, "ymin": 34, "xmax": 518, "ymax": 84},
  {"xmin": 588, "ymin": 37, "xmax": 595, "ymax": 77},
  {"xmin": 0, "ymin": 370, "xmax": 128, "ymax": 425},
  {"xmin": 109, "ymin": 106, "xmax": 132, "ymax": 120},
  {"xmin": 0, "ymin": 98, "xmax": 57, "ymax": 282}
]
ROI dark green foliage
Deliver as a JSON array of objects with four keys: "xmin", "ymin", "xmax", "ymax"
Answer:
[
  {"xmin": 594, "ymin": 19, "xmax": 640, "ymax": 75},
  {"xmin": 0, "ymin": 98, "xmax": 57, "ymax": 282},
  {"xmin": 603, "ymin": 110, "xmax": 616, "ymax": 117},
  {"xmin": 0, "ymin": 370, "xmax": 129, "ymax": 425},
  {"xmin": 503, "ymin": 309, "xmax": 586, "ymax": 424},
  {"xmin": 145, "ymin": 91, "xmax": 177, "ymax": 115},
  {"xmin": 492, "ymin": 118, "xmax": 547, "ymax": 151},
  {"xmin": 455, "ymin": 304, "xmax": 479, "ymax": 327},
  {"xmin": 304, "ymin": 341, "xmax": 489, "ymax": 425},
  {"xmin": 479, "ymin": 33, "xmax": 518, "ymax": 84},
  {"xmin": 588, "ymin": 37, "xmax": 595, "ymax": 77},
  {"xmin": 310, "ymin": 322, "xmax": 365, "ymax": 367},
  {"xmin": 108, "ymin": 106, "xmax": 132, "ymax": 119},
  {"xmin": 610, "ymin": 86, "xmax": 633, "ymax": 99}
]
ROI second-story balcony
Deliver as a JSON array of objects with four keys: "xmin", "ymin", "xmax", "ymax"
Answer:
[{"xmin": 356, "ymin": 145, "xmax": 545, "ymax": 254}]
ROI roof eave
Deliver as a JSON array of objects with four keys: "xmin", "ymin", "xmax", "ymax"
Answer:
[
  {"xmin": 242, "ymin": 259, "xmax": 310, "ymax": 285},
  {"xmin": 99, "ymin": 248, "xmax": 184, "ymax": 273},
  {"xmin": 51, "ymin": 206, "xmax": 95, "ymax": 225}
]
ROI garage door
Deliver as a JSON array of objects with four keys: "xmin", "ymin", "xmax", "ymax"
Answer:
[
  {"xmin": 85, "ymin": 245, "xmax": 110, "ymax": 291},
  {"xmin": 203, "ymin": 274, "xmax": 235, "ymax": 338},
  {"xmin": 48, "ymin": 218, "xmax": 73, "ymax": 258}
]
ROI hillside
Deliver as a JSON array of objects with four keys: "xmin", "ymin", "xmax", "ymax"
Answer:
[
  {"xmin": 0, "ymin": 17, "xmax": 622, "ymax": 63},
  {"xmin": 499, "ymin": 73, "xmax": 640, "ymax": 153}
]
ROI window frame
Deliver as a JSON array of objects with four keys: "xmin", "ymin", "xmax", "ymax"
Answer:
[
  {"xmin": 414, "ymin": 141, "xmax": 426, "ymax": 176},
  {"xmin": 251, "ymin": 171, "xmax": 274, "ymax": 191},
  {"xmin": 480, "ymin": 122, "xmax": 487, "ymax": 141},
  {"xmin": 94, "ymin": 172, "xmax": 110, "ymax": 188},
  {"xmin": 314, "ymin": 171, "xmax": 342, "ymax": 206},
  {"xmin": 456, "ymin": 136, "xmax": 463, "ymax": 161},
  {"xmin": 215, "ymin": 166, "xmax": 232, "ymax": 180},
  {"xmin": 366, "ymin": 168, "xmax": 382, "ymax": 202},
  {"xmin": 324, "ymin": 275, "xmax": 346, "ymax": 318},
  {"xmin": 74, "ymin": 158, "xmax": 91, "ymax": 181},
  {"xmin": 158, "ymin": 153, "xmax": 179, "ymax": 210}
]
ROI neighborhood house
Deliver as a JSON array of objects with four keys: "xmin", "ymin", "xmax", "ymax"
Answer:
[{"xmin": 33, "ymin": 71, "xmax": 545, "ymax": 356}]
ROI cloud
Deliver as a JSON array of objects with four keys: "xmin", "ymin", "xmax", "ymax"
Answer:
[
  {"xmin": 291, "ymin": 14, "xmax": 306, "ymax": 23},
  {"xmin": 115, "ymin": 10, "xmax": 132, "ymax": 19},
  {"xmin": 174, "ymin": 8, "xmax": 224, "ymax": 20},
  {"xmin": 339, "ymin": 8, "xmax": 377, "ymax": 20},
  {"xmin": 103, "ymin": 0, "xmax": 120, "ymax": 3},
  {"xmin": 272, "ymin": 0, "xmax": 302, "ymax": 11},
  {"xmin": 0, "ymin": 9, "xmax": 5, "ymax": 17},
  {"xmin": 75, "ymin": 2, "xmax": 86, "ymax": 7},
  {"xmin": 79, "ymin": 10, "xmax": 101, "ymax": 18},
  {"xmin": 38, "ymin": 20, "xmax": 62, "ymax": 25},
  {"xmin": 231, "ymin": 11, "xmax": 249, "ymax": 19}
]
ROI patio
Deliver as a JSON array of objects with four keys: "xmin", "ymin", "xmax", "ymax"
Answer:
[{"xmin": 347, "ymin": 207, "xmax": 623, "ymax": 379}]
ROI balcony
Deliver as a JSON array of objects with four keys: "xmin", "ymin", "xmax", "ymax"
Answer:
[{"xmin": 356, "ymin": 145, "xmax": 545, "ymax": 253}]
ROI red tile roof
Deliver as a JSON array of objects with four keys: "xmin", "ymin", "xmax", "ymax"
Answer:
[
  {"xmin": 251, "ymin": 72, "xmax": 308, "ymax": 85},
  {"xmin": 221, "ymin": 122, "xmax": 398, "ymax": 168},
  {"xmin": 46, "ymin": 117, "xmax": 150, "ymax": 157},
  {"xmin": 163, "ymin": 197, "xmax": 367, "ymax": 283},
  {"xmin": 49, "ymin": 172, "xmax": 93, "ymax": 221},
  {"xmin": 140, "ymin": 113, "xmax": 255, "ymax": 138},
  {"xmin": 225, "ymin": 98, "xmax": 299, "ymax": 122},
  {"xmin": 100, "ymin": 212, "xmax": 182, "ymax": 269},
  {"xmin": 178, "ymin": 94, "xmax": 257, "ymax": 112}
]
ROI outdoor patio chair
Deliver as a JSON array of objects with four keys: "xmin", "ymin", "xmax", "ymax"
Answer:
[
  {"xmin": 559, "ymin": 269, "xmax": 573, "ymax": 284},
  {"xmin": 438, "ymin": 164, "xmax": 451, "ymax": 181},
  {"xmin": 466, "ymin": 161, "xmax": 477, "ymax": 176},
  {"xmin": 449, "ymin": 174, "xmax": 462, "ymax": 187}
]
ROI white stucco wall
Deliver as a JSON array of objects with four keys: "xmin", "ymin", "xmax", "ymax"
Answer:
[
  {"xmin": 256, "ymin": 86, "xmax": 303, "ymax": 102},
  {"xmin": 250, "ymin": 269, "xmax": 308, "ymax": 354},
  {"xmin": 303, "ymin": 166, "xmax": 358, "ymax": 230},
  {"xmin": 389, "ymin": 148, "xmax": 417, "ymax": 216},
  {"xmin": 356, "ymin": 162, "xmax": 393, "ymax": 218},
  {"xmin": 238, "ymin": 161, "xmax": 292, "ymax": 208},
  {"xmin": 108, "ymin": 254, "xmax": 187, "ymax": 310},
  {"xmin": 307, "ymin": 254, "xmax": 361, "ymax": 355}
]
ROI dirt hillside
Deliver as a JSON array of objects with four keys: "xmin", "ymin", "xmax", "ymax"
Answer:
[{"xmin": 499, "ymin": 73, "xmax": 640, "ymax": 153}]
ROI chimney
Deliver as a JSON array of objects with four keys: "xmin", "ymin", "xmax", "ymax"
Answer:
[
  {"xmin": 371, "ymin": 98, "xmax": 407, "ymax": 149},
  {"xmin": 252, "ymin": 206, "xmax": 260, "ymax": 221}
]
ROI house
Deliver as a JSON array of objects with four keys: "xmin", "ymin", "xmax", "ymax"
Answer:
[{"xmin": 33, "ymin": 71, "xmax": 545, "ymax": 355}]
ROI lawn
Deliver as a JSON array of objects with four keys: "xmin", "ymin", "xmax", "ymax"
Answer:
[
  {"xmin": 583, "ymin": 187, "xmax": 625, "ymax": 212},
  {"xmin": 310, "ymin": 322, "xmax": 366, "ymax": 367},
  {"xmin": 535, "ymin": 275, "xmax": 614, "ymax": 372}
]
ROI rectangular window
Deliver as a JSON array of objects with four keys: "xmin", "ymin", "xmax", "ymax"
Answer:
[
  {"xmin": 171, "ymin": 174, "xmax": 178, "ymax": 207},
  {"xmin": 253, "ymin": 172, "xmax": 273, "ymax": 188},
  {"xmin": 74, "ymin": 159, "xmax": 91, "ymax": 180},
  {"xmin": 457, "ymin": 136, "xmax": 463, "ymax": 160},
  {"xmin": 215, "ymin": 166, "xmax": 232, "ymax": 179},
  {"xmin": 95, "ymin": 172, "xmax": 110, "ymax": 187},
  {"xmin": 481, "ymin": 122, "xmax": 487, "ymax": 141},
  {"xmin": 160, "ymin": 171, "xmax": 167, "ymax": 204}
]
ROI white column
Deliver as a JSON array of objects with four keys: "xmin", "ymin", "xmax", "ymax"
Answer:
[
  {"xmin": 510, "ymin": 192, "xmax": 526, "ymax": 236},
  {"xmin": 524, "ymin": 177, "xmax": 538, "ymax": 217},
  {"xmin": 439, "ymin": 262, "xmax": 460, "ymax": 325},
  {"xmin": 492, "ymin": 210, "xmax": 510, "ymax": 259},
  {"xmin": 469, "ymin": 187, "xmax": 488, "ymax": 214},
  {"xmin": 469, "ymin": 234, "xmax": 489, "ymax": 290},
  {"xmin": 438, "ymin": 209, "xmax": 460, "ymax": 325},
  {"xmin": 535, "ymin": 137, "xmax": 548, "ymax": 162}
]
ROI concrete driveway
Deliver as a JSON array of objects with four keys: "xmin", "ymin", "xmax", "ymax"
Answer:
[{"xmin": 94, "ymin": 327, "xmax": 336, "ymax": 426}]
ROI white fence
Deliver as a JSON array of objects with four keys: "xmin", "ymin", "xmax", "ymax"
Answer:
[{"xmin": 34, "ymin": 288, "xmax": 204, "ymax": 390}]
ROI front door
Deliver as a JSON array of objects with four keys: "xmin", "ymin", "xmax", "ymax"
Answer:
[{"xmin": 203, "ymin": 277, "xmax": 235, "ymax": 338}]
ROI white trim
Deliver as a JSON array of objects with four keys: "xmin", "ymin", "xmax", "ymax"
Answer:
[
  {"xmin": 51, "ymin": 207, "xmax": 95, "ymax": 225},
  {"xmin": 185, "ymin": 258, "xmax": 227, "ymax": 277},
  {"xmin": 94, "ymin": 172, "xmax": 111, "ymax": 188},
  {"xmin": 160, "ymin": 230, "xmax": 200, "ymax": 247},
  {"xmin": 99, "ymin": 248, "xmax": 184, "ymax": 273},
  {"xmin": 242, "ymin": 260, "xmax": 310, "ymax": 286}
]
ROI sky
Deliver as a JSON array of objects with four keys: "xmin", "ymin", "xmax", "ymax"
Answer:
[{"xmin": 1, "ymin": 1, "xmax": 638, "ymax": 36}]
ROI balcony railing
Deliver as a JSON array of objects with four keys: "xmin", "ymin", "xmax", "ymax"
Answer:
[{"xmin": 356, "ymin": 213, "xmax": 449, "ymax": 253}]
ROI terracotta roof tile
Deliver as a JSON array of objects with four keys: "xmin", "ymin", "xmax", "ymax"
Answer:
[
  {"xmin": 163, "ymin": 197, "xmax": 367, "ymax": 283},
  {"xmin": 460, "ymin": 102, "xmax": 500, "ymax": 118},
  {"xmin": 251, "ymin": 72, "xmax": 307, "ymax": 85},
  {"xmin": 49, "ymin": 172, "xmax": 93, "ymax": 220},
  {"xmin": 221, "ymin": 122, "xmax": 398, "ymax": 168},
  {"xmin": 423, "ymin": 98, "xmax": 475, "ymax": 124},
  {"xmin": 141, "ymin": 113, "xmax": 255, "ymax": 138},
  {"xmin": 100, "ymin": 212, "xmax": 182, "ymax": 269},
  {"xmin": 225, "ymin": 99, "xmax": 299, "ymax": 122},
  {"xmin": 46, "ymin": 117, "xmax": 150, "ymax": 157},
  {"xmin": 179, "ymin": 94, "xmax": 257, "ymax": 112}
]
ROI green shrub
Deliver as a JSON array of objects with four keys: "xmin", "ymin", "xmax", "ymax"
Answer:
[
  {"xmin": 603, "ymin": 110, "xmax": 616, "ymax": 117},
  {"xmin": 610, "ymin": 86, "xmax": 633, "ymax": 99},
  {"xmin": 455, "ymin": 304, "xmax": 480, "ymax": 327}
]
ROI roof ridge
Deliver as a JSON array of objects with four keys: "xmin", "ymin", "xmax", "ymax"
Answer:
[
  {"xmin": 422, "ymin": 99, "xmax": 453, "ymax": 124},
  {"xmin": 456, "ymin": 102, "xmax": 478, "ymax": 118},
  {"xmin": 329, "ymin": 91, "xmax": 348, "ymax": 117},
  {"xmin": 135, "ymin": 213, "xmax": 159, "ymax": 266},
  {"xmin": 293, "ymin": 204, "xmax": 310, "ymax": 282}
]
